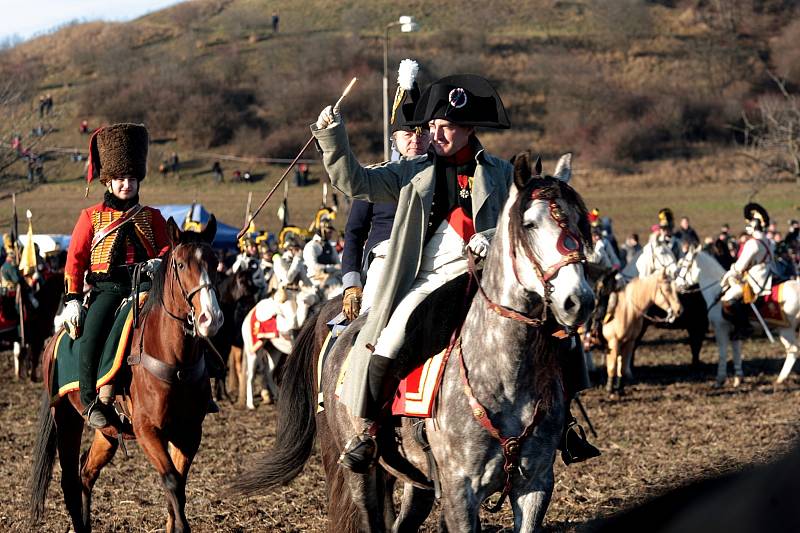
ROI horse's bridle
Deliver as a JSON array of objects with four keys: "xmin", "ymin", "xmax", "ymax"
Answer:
[
  {"xmin": 161, "ymin": 243, "xmax": 216, "ymax": 338},
  {"xmin": 473, "ymin": 184, "xmax": 586, "ymax": 331}
]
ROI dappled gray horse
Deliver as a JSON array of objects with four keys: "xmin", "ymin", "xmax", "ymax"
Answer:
[{"xmin": 234, "ymin": 152, "xmax": 594, "ymax": 532}]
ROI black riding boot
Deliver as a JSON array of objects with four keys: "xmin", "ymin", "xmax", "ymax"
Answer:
[
  {"xmin": 339, "ymin": 354, "xmax": 398, "ymax": 473},
  {"xmin": 559, "ymin": 403, "xmax": 601, "ymax": 465}
]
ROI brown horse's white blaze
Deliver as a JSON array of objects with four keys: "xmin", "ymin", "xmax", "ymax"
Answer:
[{"xmin": 193, "ymin": 248, "xmax": 223, "ymax": 338}]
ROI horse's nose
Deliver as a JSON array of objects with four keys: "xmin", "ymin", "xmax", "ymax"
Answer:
[{"xmin": 564, "ymin": 289, "xmax": 594, "ymax": 315}]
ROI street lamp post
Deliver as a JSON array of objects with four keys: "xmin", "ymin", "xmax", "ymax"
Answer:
[{"xmin": 383, "ymin": 16, "xmax": 419, "ymax": 161}]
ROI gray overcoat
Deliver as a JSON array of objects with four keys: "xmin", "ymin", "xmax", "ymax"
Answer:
[{"xmin": 311, "ymin": 121, "xmax": 514, "ymax": 417}]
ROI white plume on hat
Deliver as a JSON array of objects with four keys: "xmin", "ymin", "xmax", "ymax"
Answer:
[{"xmin": 397, "ymin": 59, "xmax": 419, "ymax": 91}]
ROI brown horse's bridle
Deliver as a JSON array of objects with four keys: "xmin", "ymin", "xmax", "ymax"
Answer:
[{"xmin": 161, "ymin": 243, "xmax": 216, "ymax": 338}]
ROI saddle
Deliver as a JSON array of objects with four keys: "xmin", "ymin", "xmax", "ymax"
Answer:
[
  {"xmin": 750, "ymin": 282, "xmax": 790, "ymax": 328},
  {"xmin": 50, "ymin": 293, "xmax": 147, "ymax": 403}
]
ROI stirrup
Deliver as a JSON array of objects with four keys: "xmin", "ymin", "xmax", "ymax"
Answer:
[
  {"xmin": 561, "ymin": 418, "xmax": 601, "ymax": 465},
  {"xmin": 338, "ymin": 432, "xmax": 378, "ymax": 474},
  {"xmin": 83, "ymin": 399, "xmax": 111, "ymax": 429}
]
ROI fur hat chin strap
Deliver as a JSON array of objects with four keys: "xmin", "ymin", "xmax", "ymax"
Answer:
[{"xmin": 85, "ymin": 128, "xmax": 102, "ymax": 198}]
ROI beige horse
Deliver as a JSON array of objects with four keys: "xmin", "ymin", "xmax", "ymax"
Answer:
[{"xmin": 603, "ymin": 272, "xmax": 682, "ymax": 396}]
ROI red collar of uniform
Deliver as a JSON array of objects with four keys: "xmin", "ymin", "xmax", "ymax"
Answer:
[{"xmin": 443, "ymin": 143, "xmax": 475, "ymax": 166}]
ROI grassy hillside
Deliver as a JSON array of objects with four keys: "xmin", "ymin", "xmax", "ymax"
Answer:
[{"xmin": 0, "ymin": 0, "xmax": 798, "ymax": 239}]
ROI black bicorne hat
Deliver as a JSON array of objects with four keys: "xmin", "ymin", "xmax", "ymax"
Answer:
[
  {"xmin": 409, "ymin": 74, "xmax": 510, "ymax": 129},
  {"xmin": 391, "ymin": 59, "xmax": 422, "ymax": 133},
  {"xmin": 744, "ymin": 202, "xmax": 770, "ymax": 228}
]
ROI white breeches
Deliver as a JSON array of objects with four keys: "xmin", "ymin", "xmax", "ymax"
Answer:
[
  {"xmin": 360, "ymin": 256, "xmax": 386, "ymax": 315},
  {"xmin": 372, "ymin": 266, "xmax": 463, "ymax": 359}
]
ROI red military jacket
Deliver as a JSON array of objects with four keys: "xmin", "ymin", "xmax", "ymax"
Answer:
[{"xmin": 65, "ymin": 201, "xmax": 170, "ymax": 298}]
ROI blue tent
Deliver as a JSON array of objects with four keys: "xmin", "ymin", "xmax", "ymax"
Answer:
[{"xmin": 153, "ymin": 204, "xmax": 240, "ymax": 251}]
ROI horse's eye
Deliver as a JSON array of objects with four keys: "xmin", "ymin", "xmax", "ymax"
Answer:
[
  {"xmin": 524, "ymin": 221, "xmax": 538, "ymax": 229},
  {"xmin": 177, "ymin": 262, "xmax": 185, "ymax": 270}
]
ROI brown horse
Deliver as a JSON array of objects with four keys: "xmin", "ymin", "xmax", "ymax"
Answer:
[
  {"xmin": 602, "ymin": 272, "xmax": 682, "ymax": 396},
  {"xmin": 30, "ymin": 217, "xmax": 224, "ymax": 533}
]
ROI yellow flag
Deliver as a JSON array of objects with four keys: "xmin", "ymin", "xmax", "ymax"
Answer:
[{"xmin": 19, "ymin": 210, "xmax": 37, "ymax": 276}]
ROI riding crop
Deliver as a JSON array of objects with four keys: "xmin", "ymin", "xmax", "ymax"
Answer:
[{"xmin": 237, "ymin": 77, "xmax": 358, "ymax": 239}]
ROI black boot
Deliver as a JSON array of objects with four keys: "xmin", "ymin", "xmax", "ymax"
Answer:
[
  {"xmin": 559, "ymin": 408, "xmax": 601, "ymax": 465},
  {"xmin": 82, "ymin": 397, "xmax": 113, "ymax": 429},
  {"xmin": 338, "ymin": 355, "xmax": 397, "ymax": 473}
]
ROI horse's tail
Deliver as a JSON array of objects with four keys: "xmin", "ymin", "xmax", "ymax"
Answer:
[
  {"xmin": 231, "ymin": 309, "xmax": 320, "ymax": 495},
  {"xmin": 317, "ymin": 414, "xmax": 361, "ymax": 533},
  {"xmin": 29, "ymin": 390, "xmax": 57, "ymax": 524}
]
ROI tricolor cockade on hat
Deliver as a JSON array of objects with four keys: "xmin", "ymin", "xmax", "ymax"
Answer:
[
  {"xmin": 390, "ymin": 59, "xmax": 422, "ymax": 133},
  {"xmin": 409, "ymin": 74, "xmax": 510, "ymax": 129},
  {"xmin": 86, "ymin": 123, "xmax": 149, "ymax": 193}
]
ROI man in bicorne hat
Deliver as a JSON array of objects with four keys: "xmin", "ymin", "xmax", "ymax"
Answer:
[
  {"xmin": 313, "ymin": 74, "xmax": 599, "ymax": 472},
  {"xmin": 341, "ymin": 59, "xmax": 431, "ymax": 320},
  {"xmin": 720, "ymin": 203, "xmax": 774, "ymax": 343},
  {"xmin": 61, "ymin": 123, "xmax": 171, "ymax": 429}
]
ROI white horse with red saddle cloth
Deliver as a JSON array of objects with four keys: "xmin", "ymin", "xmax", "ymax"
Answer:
[{"xmin": 677, "ymin": 247, "xmax": 800, "ymax": 385}]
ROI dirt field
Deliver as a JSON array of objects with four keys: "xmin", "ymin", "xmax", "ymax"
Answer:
[{"xmin": 2, "ymin": 329, "xmax": 799, "ymax": 532}]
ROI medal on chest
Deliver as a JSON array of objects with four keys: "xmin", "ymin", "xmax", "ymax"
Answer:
[{"xmin": 457, "ymin": 174, "xmax": 472, "ymax": 199}]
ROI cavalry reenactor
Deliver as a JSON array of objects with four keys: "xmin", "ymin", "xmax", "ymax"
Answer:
[
  {"xmin": 302, "ymin": 215, "xmax": 341, "ymax": 286},
  {"xmin": 61, "ymin": 123, "xmax": 170, "ymax": 429},
  {"xmin": 720, "ymin": 203, "xmax": 774, "ymax": 340},
  {"xmin": 636, "ymin": 208, "xmax": 680, "ymax": 277},
  {"xmin": 341, "ymin": 59, "xmax": 430, "ymax": 320},
  {"xmin": 232, "ymin": 235, "xmax": 268, "ymax": 297},
  {"xmin": 313, "ymin": 74, "xmax": 599, "ymax": 472}
]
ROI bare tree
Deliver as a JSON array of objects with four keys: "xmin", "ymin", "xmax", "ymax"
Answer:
[{"xmin": 740, "ymin": 73, "xmax": 800, "ymax": 185}]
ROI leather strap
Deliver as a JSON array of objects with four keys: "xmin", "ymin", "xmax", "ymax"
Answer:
[
  {"xmin": 128, "ymin": 350, "xmax": 206, "ymax": 385},
  {"xmin": 90, "ymin": 204, "xmax": 144, "ymax": 252}
]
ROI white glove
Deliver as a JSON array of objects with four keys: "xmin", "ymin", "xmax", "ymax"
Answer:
[
  {"xmin": 315, "ymin": 105, "xmax": 340, "ymax": 130},
  {"xmin": 142, "ymin": 258, "xmax": 163, "ymax": 275},
  {"xmin": 467, "ymin": 233, "xmax": 491, "ymax": 259},
  {"xmin": 63, "ymin": 299, "xmax": 85, "ymax": 339}
]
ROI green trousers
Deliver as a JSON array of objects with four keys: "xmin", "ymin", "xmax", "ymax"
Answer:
[{"xmin": 78, "ymin": 282, "xmax": 129, "ymax": 407}]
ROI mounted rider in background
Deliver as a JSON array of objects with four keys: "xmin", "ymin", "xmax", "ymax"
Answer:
[
  {"xmin": 61, "ymin": 123, "xmax": 170, "ymax": 429},
  {"xmin": 636, "ymin": 208, "xmax": 680, "ymax": 278},
  {"xmin": 721, "ymin": 203, "xmax": 774, "ymax": 340},
  {"xmin": 341, "ymin": 59, "xmax": 430, "ymax": 320}
]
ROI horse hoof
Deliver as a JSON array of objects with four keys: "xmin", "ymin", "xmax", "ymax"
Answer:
[
  {"xmin": 260, "ymin": 390, "xmax": 274, "ymax": 405},
  {"xmin": 732, "ymin": 376, "xmax": 742, "ymax": 388}
]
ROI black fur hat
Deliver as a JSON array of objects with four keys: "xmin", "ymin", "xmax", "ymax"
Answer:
[
  {"xmin": 744, "ymin": 203, "xmax": 769, "ymax": 229},
  {"xmin": 409, "ymin": 74, "xmax": 510, "ymax": 129},
  {"xmin": 87, "ymin": 123, "xmax": 149, "ymax": 186}
]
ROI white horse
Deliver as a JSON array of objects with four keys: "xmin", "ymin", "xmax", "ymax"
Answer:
[
  {"xmin": 680, "ymin": 248, "xmax": 800, "ymax": 384},
  {"xmin": 240, "ymin": 284, "xmax": 324, "ymax": 409}
]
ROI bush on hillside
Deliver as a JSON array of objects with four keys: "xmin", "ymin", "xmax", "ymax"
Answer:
[{"xmin": 771, "ymin": 19, "xmax": 800, "ymax": 85}]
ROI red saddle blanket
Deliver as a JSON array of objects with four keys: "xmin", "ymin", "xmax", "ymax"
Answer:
[
  {"xmin": 752, "ymin": 283, "xmax": 789, "ymax": 327},
  {"xmin": 333, "ymin": 347, "xmax": 449, "ymax": 418},
  {"xmin": 391, "ymin": 349, "xmax": 449, "ymax": 418},
  {"xmin": 249, "ymin": 312, "xmax": 279, "ymax": 346}
]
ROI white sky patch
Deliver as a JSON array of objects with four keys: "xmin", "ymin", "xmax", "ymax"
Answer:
[{"xmin": 0, "ymin": 0, "xmax": 184, "ymax": 43}]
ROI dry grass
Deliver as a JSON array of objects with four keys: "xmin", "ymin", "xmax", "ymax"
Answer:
[{"xmin": 2, "ymin": 330, "xmax": 798, "ymax": 531}]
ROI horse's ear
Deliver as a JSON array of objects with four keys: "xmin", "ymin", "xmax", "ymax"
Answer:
[
  {"xmin": 166, "ymin": 217, "xmax": 182, "ymax": 246},
  {"xmin": 200, "ymin": 215, "xmax": 217, "ymax": 244},
  {"xmin": 534, "ymin": 155, "xmax": 542, "ymax": 176},
  {"xmin": 553, "ymin": 153, "xmax": 572, "ymax": 183},
  {"xmin": 512, "ymin": 150, "xmax": 532, "ymax": 189}
]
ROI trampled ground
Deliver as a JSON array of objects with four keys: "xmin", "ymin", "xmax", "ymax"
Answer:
[{"xmin": 1, "ymin": 329, "xmax": 799, "ymax": 532}]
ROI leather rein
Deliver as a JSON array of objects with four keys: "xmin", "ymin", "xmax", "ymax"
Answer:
[
  {"xmin": 127, "ymin": 244, "xmax": 216, "ymax": 385},
  {"xmin": 457, "ymin": 183, "xmax": 585, "ymax": 512}
]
